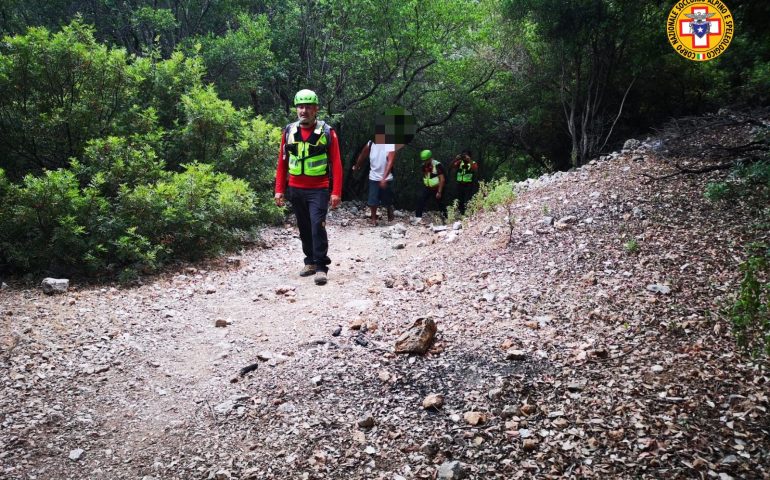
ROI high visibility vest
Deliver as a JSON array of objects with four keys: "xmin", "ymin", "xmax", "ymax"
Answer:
[
  {"xmin": 457, "ymin": 161, "xmax": 474, "ymax": 183},
  {"xmin": 285, "ymin": 121, "xmax": 331, "ymax": 177},
  {"xmin": 423, "ymin": 160, "xmax": 441, "ymax": 188}
]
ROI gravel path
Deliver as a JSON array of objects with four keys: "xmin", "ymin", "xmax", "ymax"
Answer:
[{"xmin": 2, "ymin": 122, "xmax": 769, "ymax": 479}]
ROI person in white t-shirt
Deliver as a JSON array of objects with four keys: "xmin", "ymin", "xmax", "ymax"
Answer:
[{"xmin": 353, "ymin": 134, "xmax": 402, "ymax": 226}]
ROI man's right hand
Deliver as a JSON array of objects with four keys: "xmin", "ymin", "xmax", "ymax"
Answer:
[{"xmin": 274, "ymin": 193, "xmax": 285, "ymax": 207}]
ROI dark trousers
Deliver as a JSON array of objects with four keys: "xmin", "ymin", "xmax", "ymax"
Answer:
[
  {"xmin": 288, "ymin": 187, "xmax": 331, "ymax": 272},
  {"xmin": 415, "ymin": 187, "xmax": 446, "ymax": 219},
  {"xmin": 457, "ymin": 182, "xmax": 474, "ymax": 215}
]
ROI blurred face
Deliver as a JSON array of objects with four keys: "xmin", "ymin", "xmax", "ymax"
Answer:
[{"xmin": 296, "ymin": 104, "xmax": 319, "ymax": 126}]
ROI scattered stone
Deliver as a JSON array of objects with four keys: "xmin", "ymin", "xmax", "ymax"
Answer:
[
  {"xmin": 646, "ymin": 284, "xmax": 671, "ymax": 295},
  {"xmin": 225, "ymin": 257, "xmax": 241, "ymax": 266},
  {"xmin": 506, "ymin": 349, "xmax": 527, "ymax": 361},
  {"xmin": 275, "ymin": 285, "xmax": 296, "ymax": 295},
  {"xmin": 437, "ymin": 460, "xmax": 467, "ymax": 479},
  {"xmin": 1, "ymin": 282, "xmax": 7, "ymax": 290},
  {"xmin": 395, "ymin": 317, "xmax": 437, "ymax": 354},
  {"xmin": 352, "ymin": 430, "xmax": 366, "ymax": 444},
  {"xmin": 623, "ymin": 138, "xmax": 641, "ymax": 151},
  {"xmin": 310, "ymin": 375, "xmax": 323, "ymax": 386},
  {"xmin": 452, "ymin": 221, "xmax": 463, "ymax": 230},
  {"xmin": 211, "ymin": 470, "xmax": 232, "ymax": 480},
  {"xmin": 522, "ymin": 439, "xmax": 539, "ymax": 451},
  {"xmin": 555, "ymin": 216, "xmax": 578, "ymax": 230},
  {"xmin": 541, "ymin": 216, "xmax": 554, "ymax": 226},
  {"xmin": 331, "ymin": 326, "xmax": 342, "ymax": 337},
  {"xmin": 357, "ymin": 414, "xmax": 375, "ymax": 429},
  {"xmin": 68, "ymin": 448, "xmax": 84, "ymax": 461},
  {"xmin": 567, "ymin": 381, "xmax": 586, "ymax": 392},
  {"xmin": 349, "ymin": 318, "xmax": 365, "ymax": 330},
  {"xmin": 426, "ymin": 272, "xmax": 445, "ymax": 286},
  {"xmin": 651, "ymin": 364, "xmax": 665, "ymax": 373},
  {"xmin": 214, "ymin": 318, "xmax": 230, "ymax": 328},
  {"xmin": 422, "ymin": 394, "xmax": 444, "ymax": 409},
  {"xmin": 431, "ymin": 225, "xmax": 448, "ymax": 233},
  {"xmin": 392, "ymin": 242, "xmax": 406, "ymax": 250},
  {"xmin": 582, "ymin": 271, "xmax": 597, "ymax": 286},
  {"xmin": 364, "ymin": 445, "xmax": 376, "ymax": 455},
  {"xmin": 463, "ymin": 411, "xmax": 487, "ymax": 426},
  {"xmin": 41, "ymin": 278, "xmax": 69, "ymax": 294},
  {"xmin": 205, "ymin": 285, "xmax": 217, "ymax": 294}
]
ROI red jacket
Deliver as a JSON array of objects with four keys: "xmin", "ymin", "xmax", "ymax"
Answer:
[{"xmin": 275, "ymin": 123, "xmax": 343, "ymax": 196}]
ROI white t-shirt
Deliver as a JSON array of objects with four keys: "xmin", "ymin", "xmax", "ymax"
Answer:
[{"xmin": 368, "ymin": 142, "xmax": 395, "ymax": 182}]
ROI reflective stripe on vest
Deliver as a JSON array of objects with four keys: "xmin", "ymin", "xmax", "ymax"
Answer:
[
  {"xmin": 457, "ymin": 162, "xmax": 473, "ymax": 183},
  {"xmin": 423, "ymin": 160, "xmax": 440, "ymax": 188},
  {"xmin": 286, "ymin": 121, "xmax": 330, "ymax": 177}
]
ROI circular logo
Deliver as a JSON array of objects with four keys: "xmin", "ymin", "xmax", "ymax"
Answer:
[{"xmin": 667, "ymin": 1, "xmax": 734, "ymax": 62}]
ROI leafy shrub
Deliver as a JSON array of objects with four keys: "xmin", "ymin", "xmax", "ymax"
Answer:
[
  {"xmin": 73, "ymin": 134, "xmax": 166, "ymax": 197},
  {"xmin": 704, "ymin": 181, "xmax": 731, "ymax": 201},
  {"xmin": 118, "ymin": 163, "xmax": 257, "ymax": 260},
  {"xmin": 0, "ymin": 20, "xmax": 140, "ymax": 176},
  {"xmin": 730, "ymin": 244, "xmax": 770, "ymax": 357},
  {"xmin": 178, "ymin": 85, "xmax": 242, "ymax": 164},
  {"xmin": 446, "ymin": 200, "xmax": 461, "ymax": 224},
  {"xmin": 0, "ymin": 168, "xmax": 109, "ymax": 273},
  {"xmin": 623, "ymin": 239, "xmax": 639, "ymax": 254},
  {"xmin": 466, "ymin": 177, "xmax": 516, "ymax": 216}
]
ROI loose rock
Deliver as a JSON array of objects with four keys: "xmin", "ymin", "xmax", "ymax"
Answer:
[
  {"xmin": 41, "ymin": 278, "xmax": 69, "ymax": 294},
  {"xmin": 395, "ymin": 317, "xmax": 437, "ymax": 354}
]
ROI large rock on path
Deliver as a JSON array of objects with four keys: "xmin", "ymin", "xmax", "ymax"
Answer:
[
  {"xmin": 395, "ymin": 317, "xmax": 437, "ymax": 354},
  {"xmin": 41, "ymin": 278, "xmax": 69, "ymax": 294}
]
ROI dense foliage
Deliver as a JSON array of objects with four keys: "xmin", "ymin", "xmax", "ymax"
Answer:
[
  {"xmin": 0, "ymin": 0, "xmax": 769, "ymax": 278},
  {"xmin": 0, "ymin": 21, "xmax": 280, "ymax": 277}
]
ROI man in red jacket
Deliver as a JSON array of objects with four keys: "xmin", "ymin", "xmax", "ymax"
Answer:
[{"xmin": 275, "ymin": 89, "xmax": 342, "ymax": 286}]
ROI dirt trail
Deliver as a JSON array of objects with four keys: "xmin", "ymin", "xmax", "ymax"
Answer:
[{"xmin": 0, "ymin": 212, "xmax": 436, "ymax": 479}]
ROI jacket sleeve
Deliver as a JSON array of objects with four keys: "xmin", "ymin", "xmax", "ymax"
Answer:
[
  {"xmin": 329, "ymin": 129, "xmax": 343, "ymax": 197},
  {"xmin": 275, "ymin": 130, "xmax": 288, "ymax": 195}
]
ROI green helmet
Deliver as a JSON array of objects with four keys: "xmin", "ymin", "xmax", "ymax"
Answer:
[
  {"xmin": 420, "ymin": 149, "xmax": 432, "ymax": 161},
  {"xmin": 294, "ymin": 89, "xmax": 319, "ymax": 106}
]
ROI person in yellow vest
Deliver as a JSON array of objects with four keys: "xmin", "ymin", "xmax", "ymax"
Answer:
[
  {"xmin": 449, "ymin": 149, "xmax": 478, "ymax": 215},
  {"xmin": 274, "ymin": 89, "xmax": 342, "ymax": 286},
  {"xmin": 413, "ymin": 149, "xmax": 446, "ymax": 224}
]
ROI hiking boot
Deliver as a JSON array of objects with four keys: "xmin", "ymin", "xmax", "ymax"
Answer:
[
  {"xmin": 314, "ymin": 271, "xmax": 327, "ymax": 285},
  {"xmin": 299, "ymin": 264, "xmax": 316, "ymax": 277}
]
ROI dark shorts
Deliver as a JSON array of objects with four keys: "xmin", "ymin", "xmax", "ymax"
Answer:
[{"xmin": 368, "ymin": 179, "xmax": 394, "ymax": 207}]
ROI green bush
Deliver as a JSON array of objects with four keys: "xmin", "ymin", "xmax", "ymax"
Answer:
[
  {"xmin": 118, "ymin": 163, "xmax": 257, "ymax": 260},
  {"xmin": 466, "ymin": 177, "xmax": 516, "ymax": 216},
  {"xmin": 0, "ymin": 168, "xmax": 109, "ymax": 273},
  {"xmin": 446, "ymin": 200, "xmax": 461, "ymax": 224},
  {"xmin": 0, "ymin": 20, "xmax": 141, "ymax": 176},
  {"xmin": 624, "ymin": 239, "xmax": 639, "ymax": 254},
  {"xmin": 73, "ymin": 134, "xmax": 166, "ymax": 197},
  {"xmin": 730, "ymin": 244, "xmax": 770, "ymax": 357},
  {"xmin": 179, "ymin": 85, "xmax": 242, "ymax": 164},
  {"xmin": 704, "ymin": 181, "xmax": 732, "ymax": 202}
]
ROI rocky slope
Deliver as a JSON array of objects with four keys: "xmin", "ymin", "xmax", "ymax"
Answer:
[{"xmin": 1, "ymin": 114, "xmax": 768, "ymax": 479}]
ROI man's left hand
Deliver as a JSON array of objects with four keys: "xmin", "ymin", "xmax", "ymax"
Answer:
[
  {"xmin": 330, "ymin": 195, "xmax": 341, "ymax": 209},
  {"xmin": 378, "ymin": 179, "xmax": 388, "ymax": 189}
]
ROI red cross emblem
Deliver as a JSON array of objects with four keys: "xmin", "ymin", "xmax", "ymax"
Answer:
[{"xmin": 679, "ymin": 6, "xmax": 722, "ymax": 49}]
